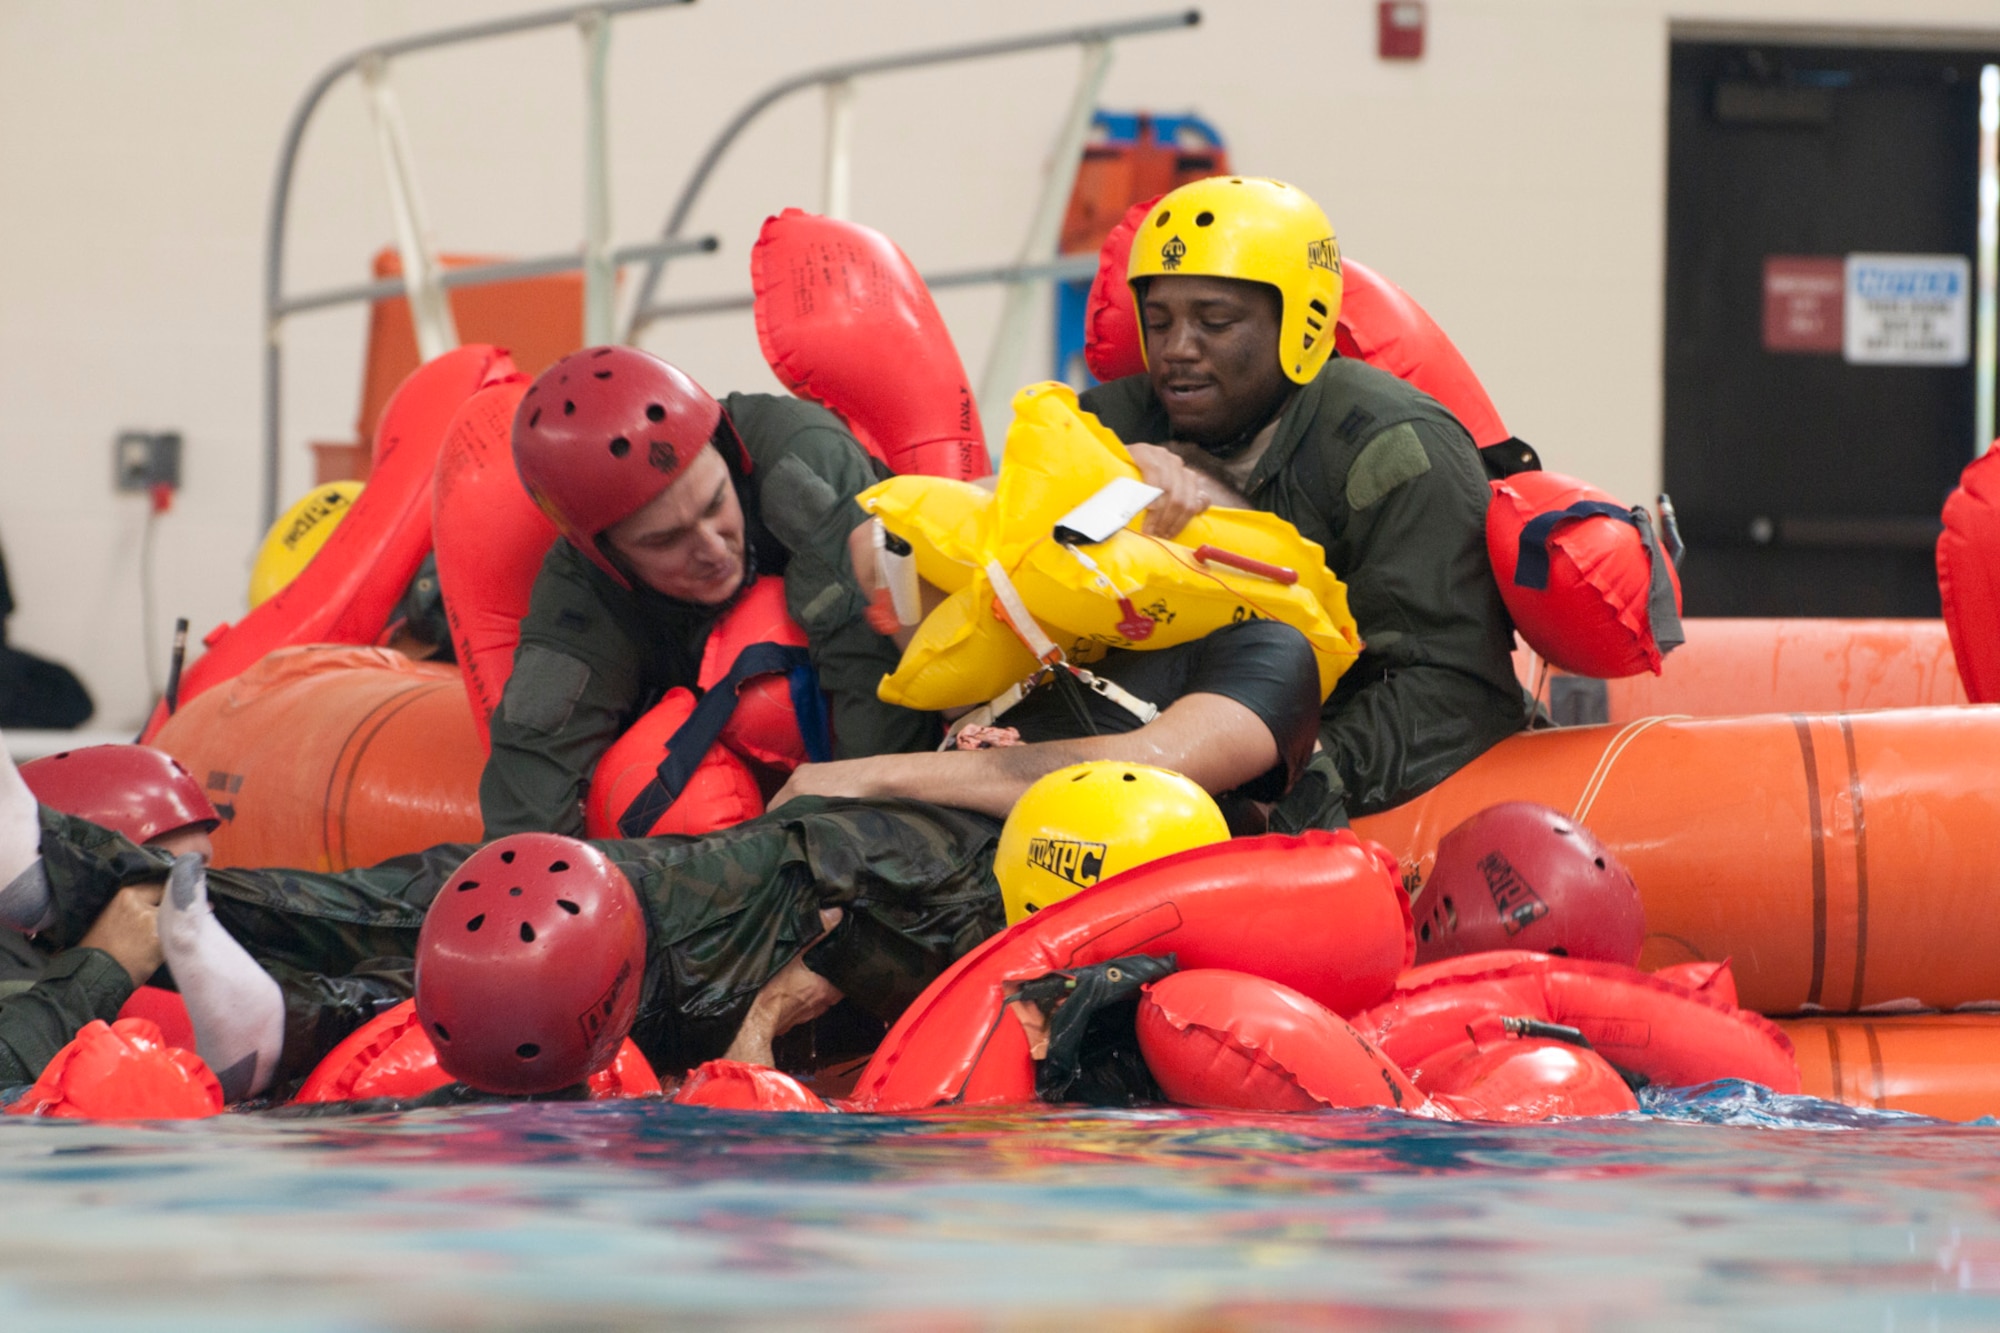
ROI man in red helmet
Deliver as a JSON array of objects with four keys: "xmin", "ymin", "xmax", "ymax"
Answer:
[
  {"xmin": 483, "ymin": 346, "xmax": 937, "ymax": 839},
  {"xmin": 0, "ymin": 745, "xmax": 221, "ymax": 1083}
]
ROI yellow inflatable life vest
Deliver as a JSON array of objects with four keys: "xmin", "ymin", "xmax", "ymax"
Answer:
[
  {"xmin": 860, "ymin": 383, "xmax": 1362, "ymax": 712},
  {"xmin": 249, "ymin": 481, "xmax": 365, "ymax": 607}
]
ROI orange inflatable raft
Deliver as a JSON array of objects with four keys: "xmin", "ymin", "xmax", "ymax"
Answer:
[
  {"xmin": 1778, "ymin": 1016, "xmax": 2000, "ymax": 1122},
  {"xmin": 153, "ymin": 645, "xmax": 483, "ymax": 870},
  {"xmin": 1521, "ymin": 617, "xmax": 1967, "ymax": 722},
  {"xmin": 1353, "ymin": 706, "xmax": 2000, "ymax": 1016}
]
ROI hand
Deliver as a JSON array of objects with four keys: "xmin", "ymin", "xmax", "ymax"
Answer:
[
  {"xmin": 768, "ymin": 758, "xmax": 888, "ymax": 811},
  {"xmin": 79, "ymin": 883, "xmax": 165, "ymax": 986},
  {"xmin": 1127, "ymin": 442, "xmax": 1213, "ymax": 538},
  {"xmin": 722, "ymin": 909, "xmax": 846, "ymax": 1067}
]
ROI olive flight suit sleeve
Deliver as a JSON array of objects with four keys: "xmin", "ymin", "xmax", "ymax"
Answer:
[
  {"xmin": 0, "ymin": 947, "xmax": 136, "ymax": 1085},
  {"xmin": 479, "ymin": 547, "xmax": 649, "ymax": 840},
  {"xmin": 738, "ymin": 400, "xmax": 939, "ymax": 759},
  {"xmin": 1306, "ymin": 415, "xmax": 1524, "ymax": 820}
]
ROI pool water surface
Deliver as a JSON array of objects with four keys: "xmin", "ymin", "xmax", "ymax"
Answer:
[{"xmin": 0, "ymin": 1083, "xmax": 1994, "ymax": 1329}]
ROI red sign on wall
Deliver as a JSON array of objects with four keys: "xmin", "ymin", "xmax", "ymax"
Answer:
[{"xmin": 1763, "ymin": 256, "xmax": 1845, "ymax": 354}]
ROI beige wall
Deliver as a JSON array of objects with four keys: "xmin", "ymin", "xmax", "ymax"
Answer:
[{"xmin": 3, "ymin": 0, "xmax": 1997, "ymax": 729}]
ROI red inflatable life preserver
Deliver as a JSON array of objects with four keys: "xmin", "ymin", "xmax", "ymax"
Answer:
[
  {"xmin": 1487, "ymin": 470, "xmax": 1685, "ymax": 679},
  {"xmin": 8, "ymin": 1018, "xmax": 223, "ymax": 1121},
  {"xmin": 1135, "ymin": 968, "xmax": 1424, "ymax": 1114},
  {"xmin": 116, "ymin": 986, "xmax": 196, "ymax": 1052},
  {"xmin": 1940, "ymin": 445, "xmax": 2000, "ymax": 704},
  {"xmin": 142, "ymin": 345, "xmax": 516, "ymax": 742},
  {"xmin": 752, "ymin": 209, "xmax": 988, "ymax": 480},
  {"xmin": 672, "ymin": 1059, "xmax": 831, "ymax": 1112},
  {"xmin": 1082, "ymin": 199, "xmax": 1510, "ymax": 447},
  {"xmin": 1416, "ymin": 1018, "xmax": 1641, "ymax": 1120},
  {"xmin": 700, "ymin": 576, "xmax": 816, "ymax": 772},
  {"xmin": 432, "ymin": 375, "xmax": 558, "ymax": 748},
  {"xmin": 847, "ymin": 829, "xmax": 1412, "ymax": 1113},
  {"xmin": 584, "ymin": 688, "xmax": 765, "ymax": 840},
  {"xmin": 292, "ymin": 999, "xmax": 660, "ymax": 1104},
  {"xmin": 1351, "ymin": 952, "xmax": 1800, "ymax": 1094}
]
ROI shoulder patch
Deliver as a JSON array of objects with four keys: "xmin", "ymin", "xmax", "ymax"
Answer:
[
  {"xmin": 760, "ymin": 453, "xmax": 843, "ymax": 549},
  {"xmin": 1346, "ymin": 422, "xmax": 1433, "ymax": 511},
  {"xmin": 501, "ymin": 646, "xmax": 593, "ymax": 734}
]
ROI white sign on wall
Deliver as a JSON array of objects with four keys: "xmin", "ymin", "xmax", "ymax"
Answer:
[{"xmin": 1843, "ymin": 253, "xmax": 1971, "ymax": 366}]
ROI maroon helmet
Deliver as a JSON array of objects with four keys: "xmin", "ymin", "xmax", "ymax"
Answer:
[
  {"xmin": 1413, "ymin": 802, "xmax": 1645, "ymax": 966},
  {"xmin": 20, "ymin": 745, "xmax": 220, "ymax": 845},
  {"xmin": 416, "ymin": 833, "xmax": 647, "ymax": 1095},
  {"xmin": 510, "ymin": 345, "xmax": 748, "ymax": 586}
]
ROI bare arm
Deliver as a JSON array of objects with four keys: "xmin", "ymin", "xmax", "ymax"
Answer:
[{"xmin": 769, "ymin": 691, "xmax": 1277, "ymax": 818}]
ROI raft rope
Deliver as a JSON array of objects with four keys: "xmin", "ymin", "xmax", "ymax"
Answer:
[{"xmin": 1569, "ymin": 714, "xmax": 1690, "ymax": 828}]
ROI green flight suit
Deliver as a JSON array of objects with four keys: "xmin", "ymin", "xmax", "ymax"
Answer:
[
  {"xmin": 480, "ymin": 393, "xmax": 938, "ymax": 840},
  {"xmin": 0, "ymin": 945, "xmax": 135, "ymax": 1085},
  {"xmin": 29, "ymin": 800, "xmax": 1002, "ymax": 1087},
  {"xmin": 1080, "ymin": 357, "xmax": 1524, "ymax": 822}
]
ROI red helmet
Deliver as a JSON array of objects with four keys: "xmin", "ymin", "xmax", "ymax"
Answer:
[
  {"xmin": 19, "ymin": 745, "xmax": 220, "ymax": 845},
  {"xmin": 416, "ymin": 833, "xmax": 648, "ymax": 1094},
  {"xmin": 510, "ymin": 345, "xmax": 746, "ymax": 586},
  {"xmin": 1414, "ymin": 802, "xmax": 1645, "ymax": 966}
]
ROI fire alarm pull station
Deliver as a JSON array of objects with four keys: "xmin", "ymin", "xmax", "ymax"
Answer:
[{"xmin": 1379, "ymin": 1, "xmax": 1425, "ymax": 60}]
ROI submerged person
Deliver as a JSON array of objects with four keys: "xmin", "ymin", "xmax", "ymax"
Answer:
[
  {"xmin": 482, "ymin": 346, "xmax": 937, "ymax": 840},
  {"xmin": 0, "ymin": 614, "xmax": 1321, "ymax": 1099},
  {"xmin": 1078, "ymin": 176, "xmax": 1524, "ymax": 826},
  {"xmin": 0, "ymin": 745, "xmax": 219, "ymax": 1082}
]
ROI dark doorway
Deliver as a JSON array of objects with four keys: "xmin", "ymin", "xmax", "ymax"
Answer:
[{"xmin": 1664, "ymin": 38, "xmax": 1998, "ymax": 616}]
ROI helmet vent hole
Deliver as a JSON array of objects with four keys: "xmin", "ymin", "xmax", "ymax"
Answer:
[
  {"xmin": 1155, "ymin": 211, "xmax": 1171, "ymax": 227},
  {"xmin": 508, "ymin": 887, "xmax": 522, "ymax": 897},
  {"xmin": 1594, "ymin": 857, "xmax": 1607, "ymax": 869},
  {"xmin": 594, "ymin": 370, "xmax": 612, "ymax": 380},
  {"xmin": 1122, "ymin": 773, "xmax": 1137, "ymax": 782},
  {"xmin": 516, "ymin": 1043, "xmax": 540, "ymax": 1060},
  {"xmin": 1071, "ymin": 773, "xmax": 1087, "ymax": 782},
  {"xmin": 549, "ymin": 860, "xmax": 570, "ymax": 873},
  {"xmin": 500, "ymin": 850, "xmax": 516, "ymax": 864},
  {"xmin": 592, "ymin": 347, "xmax": 613, "ymax": 357},
  {"xmin": 432, "ymin": 1023, "xmax": 450, "ymax": 1042},
  {"xmin": 520, "ymin": 922, "xmax": 536, "ymax": 943},
  {"xmin": 1310, "ymin": 299, "xmax": 1329, "ymax": 316},
  {"xmin": 456, "ymin": 879, "xmax": 480, "ymax": 893},
  {"xmin": 1195, "ymin": 211, "xmax": 1214, "ymax": 227},
  {"xmin": 608, "ymin": 437, "xmax": 631, "ymax": 458},
  {"xmin": 557, "ymin": 899, "xmax": 581, "ymax": 915},
  {"xmin": 1549, "ymin": 947, "xmax": 1569, "ymax": 957},
  {"xmin": 646, "ymin": 403, "xmax": 666, "ymax": 422},
  {"xmin": 527, "ymin": 409, "xmax": 541, "ymax": 428},
  {"xmin": 466, "ymin": 914, "xmax": 485, "ymax": 932},
  {"xmin": 563, "ymin": 401, "xmax": 575, "ymax": 416}
]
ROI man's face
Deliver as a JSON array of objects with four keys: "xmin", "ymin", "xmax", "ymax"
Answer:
[
  {"xmin": 147, "ymin": 826, "xmax": 213, "ymax": 864},
  {"xmin": 603, "ymin": 444, "xmax": 747, "ymax": 604},
  {"xmin": 1141, "ymin": 275, "xmax": 1293, "ymax": 448}
]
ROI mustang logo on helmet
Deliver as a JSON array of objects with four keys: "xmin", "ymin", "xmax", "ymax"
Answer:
[
  {"xmin": 1159, "ymin": 236, "xmax": 1187, "ymax": 271},
  {"xmin": 648, "ymin": 440, "xmax": 679, "ymax": 475},
  {"xmin": 1306, "ymin": 236, "xmax": 1341, "ymax": 274}
]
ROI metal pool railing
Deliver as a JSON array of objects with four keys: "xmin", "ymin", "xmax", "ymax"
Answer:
[{"xmin": 260, "ymin": 3, "xmax": 1200, "ymax": 531}]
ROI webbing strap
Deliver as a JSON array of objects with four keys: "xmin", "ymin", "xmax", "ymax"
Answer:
[
  {"xmin": 1514, "ymin": 500, "xmax": 1684, "ymax": 661},
  {"xmin": 615, "ymin": 641, "xmax": 827, "ymax": 838}
]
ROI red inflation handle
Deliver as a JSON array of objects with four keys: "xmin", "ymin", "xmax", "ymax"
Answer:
[{"xmin": 1194, "ymin": 545, "xmax": 1298, "ymax": 586}]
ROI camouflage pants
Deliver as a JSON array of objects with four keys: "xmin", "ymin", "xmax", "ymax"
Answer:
[{"xmin": 35, "ymin": 797, "xmax": 1005, "ymax": 1083}]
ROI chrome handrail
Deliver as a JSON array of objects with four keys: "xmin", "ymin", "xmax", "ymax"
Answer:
[
  {"xmin": 261, "ymin": 0, "xmax": 698, "ymax": 530},
  {"xmin": 623, "ymin": 10, "xmax": 1200, "ymax": 341}
]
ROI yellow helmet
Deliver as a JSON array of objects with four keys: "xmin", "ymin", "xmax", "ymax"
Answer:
[
  {"xmin": 995, "ymin": 762, "xmax": 1230, "ymax": 926},
  {"xmin": 249, "ymin": 481, "xmax": 363, "ymax": 607},
  {"xmin": 1126, "ymin": 176, "xmax": 1344, "ymax": 385}
]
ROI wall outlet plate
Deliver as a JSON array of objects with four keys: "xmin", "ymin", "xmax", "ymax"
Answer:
[{"xmin": 114, "ymin": 431, "xmax": 182, "ymax": 492}]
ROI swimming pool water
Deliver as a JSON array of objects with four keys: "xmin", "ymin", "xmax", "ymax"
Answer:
[{"xmin": 0, "ymin": 1083, "xmax": 1994, "ymax": 1329}]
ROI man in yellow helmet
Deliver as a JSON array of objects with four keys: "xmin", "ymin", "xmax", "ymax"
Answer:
[{"xmin": 1079, "ymin": 176, "xmax": 1523, "ymax": 829}]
